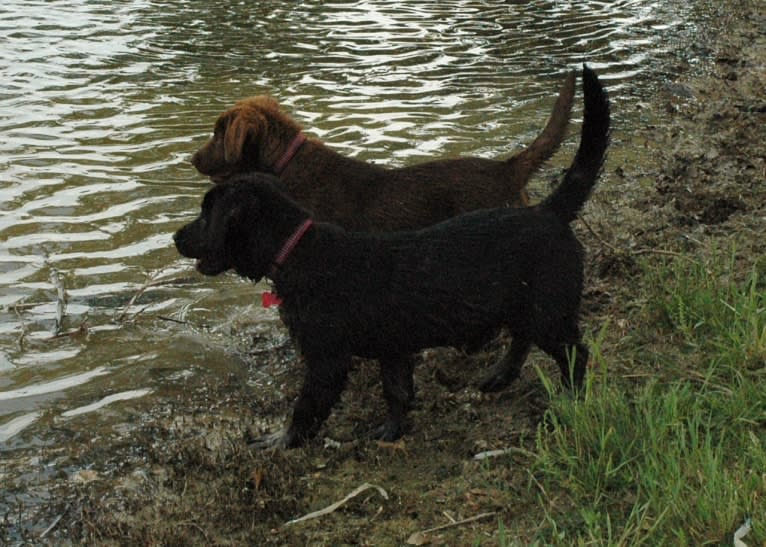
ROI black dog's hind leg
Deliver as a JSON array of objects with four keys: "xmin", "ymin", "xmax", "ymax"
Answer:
[
  {"xmin": 375, "ymin": 355, "xmax": 416, "ymax": 441},
  {"xmin": 251, "ymin": 354, "xmax": 352, "ymax": 449},
  {"xmin": 537, "ymin": 339, "xmax": 588, "ymax": 389},
  {"xmin": 478, "ymin": 337, "xmax": 532, "ymax": 392},
  {"xmin": 401, "ymin": 354, "xmax": 416, "ymax": 403}
]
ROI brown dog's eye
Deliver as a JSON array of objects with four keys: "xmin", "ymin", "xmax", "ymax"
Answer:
[{"xmin": 213, "ymin": 118, "xmax": 227, "ymax": 136}]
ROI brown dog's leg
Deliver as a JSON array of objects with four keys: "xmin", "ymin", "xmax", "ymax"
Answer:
[
  {"xmin": 478, "ymin": 338, "xmax": 532, "ymax": 392},
  {"xmin": 251, "ymin": 354, "xmax": 352, "ymax": 449},
  {"xmin": 376, "ymin": 356, "xmax": 416, "ymax": 441}
]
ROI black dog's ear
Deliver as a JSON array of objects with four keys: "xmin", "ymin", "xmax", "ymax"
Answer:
[
  {"xmin": 188, "ymin": 185, "xmax": 251, "ymax": 276},
  {"xmin": 205, "ymin": 185, "xmax": 250, "ymax": 245},
  {"xmin": 217, "ymin": 202, "xmax": 247, "ymax": 242}
]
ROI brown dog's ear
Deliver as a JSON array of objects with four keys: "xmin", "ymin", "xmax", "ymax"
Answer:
[
  {"xmin": 223, "ymin": 110, "xmax": 268, "ymax": 166},
  {"xmin": 223, "ymin": 115, "xmax": 249, "ymax": 165}
]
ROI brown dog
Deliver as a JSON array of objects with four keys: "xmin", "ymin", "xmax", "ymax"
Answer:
[{"xmin": 191, "ymin": 72, "xmax": 576, "ymax": 231}]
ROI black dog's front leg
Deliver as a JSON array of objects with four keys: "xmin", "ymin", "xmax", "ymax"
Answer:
[
  {"xmin": 375, "ymin": 355, "xmax": 416, "ymax": 442},
  {"xmin": 252, "ymin": 354, "xmax": 352, "ymax": 449}
]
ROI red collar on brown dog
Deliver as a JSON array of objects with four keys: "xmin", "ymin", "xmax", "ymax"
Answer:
[{"xmin": 273, "ymin": 133, "xmax": 307, "ymax": 175}]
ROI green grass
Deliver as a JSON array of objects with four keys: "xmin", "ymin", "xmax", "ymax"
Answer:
[
  {"xmin": 649, "ymin": 250, "xmax": 766, "ymax": 378},
  {"xmin": 508, "ymin": 251, "xmax": 766, "ymax": 545}
]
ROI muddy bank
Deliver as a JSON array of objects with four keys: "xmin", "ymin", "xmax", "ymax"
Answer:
[{"xmin": 3, "ymin": 2, "xmax": 765, "ymax": 544}]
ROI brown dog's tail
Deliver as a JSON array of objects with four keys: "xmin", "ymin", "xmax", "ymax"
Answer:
[
  {"xmin": 510, "ymin": 70, "xmax": 576, "ymax": 176},
  {"xmin": 540, "ymin": 65, "xmax": 610, "ymax": 224}
]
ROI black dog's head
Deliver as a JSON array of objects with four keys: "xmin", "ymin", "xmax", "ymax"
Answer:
[{"xmin": 174, "ymin": 175, "xmax": 308, "ymax": 281}]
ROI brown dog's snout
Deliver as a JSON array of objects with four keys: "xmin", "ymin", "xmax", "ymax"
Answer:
[
  {"xmin": 190, "ymin": 144, "xmax": 210, "ymax": 172},
  {"xmin": 190, "ymin": 138, "xmax": 228, "ymax": 180}
]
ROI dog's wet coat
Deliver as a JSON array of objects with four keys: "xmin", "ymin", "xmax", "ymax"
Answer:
[{"xmin": 175, "ymin": 66, "xmax": 610, "ymax": 448}]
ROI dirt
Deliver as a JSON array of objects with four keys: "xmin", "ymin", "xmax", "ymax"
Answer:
[{"xmin": 3, "ymin": 1, "xmax": 764, "ymax": 545}]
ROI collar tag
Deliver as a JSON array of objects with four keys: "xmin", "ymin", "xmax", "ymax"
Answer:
[{"xmin": 261, "ymin": 291, "xmax": 282, "ymax": 308}]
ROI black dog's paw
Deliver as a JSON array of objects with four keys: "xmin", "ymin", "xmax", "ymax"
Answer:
[
  {"xmin": 370, "ymin": 421, "xmax": 405, "ymax": 443},
  {"xmin": 248, "ymin": 428, "xmax": 300, "ymax": 450},
  {"xmin": 478, "ymin": 369, "xmax": 520, "ymax": 392}
]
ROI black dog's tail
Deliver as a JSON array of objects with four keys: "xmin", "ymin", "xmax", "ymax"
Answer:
[{"xmin": 540, "ymin": 65, "xmax": 610, "ymax": 224}]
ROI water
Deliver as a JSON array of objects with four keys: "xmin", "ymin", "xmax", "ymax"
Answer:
[{"xmin": 1, "ymin": 0, "xmax": 697, "ymax": 452}]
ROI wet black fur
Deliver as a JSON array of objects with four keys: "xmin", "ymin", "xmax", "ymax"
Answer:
[{"xmin": 174, "ymin": 66, "xmax": 610, "ymax": 448}]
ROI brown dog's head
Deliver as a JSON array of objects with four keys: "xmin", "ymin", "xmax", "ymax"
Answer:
[
  {"xmin": 174, "ymin": 174, "xmax": 308, "ymax": 280},
  {"xmin": 191, "ymin": 96, "xmax": 303, "ymax": 182}
]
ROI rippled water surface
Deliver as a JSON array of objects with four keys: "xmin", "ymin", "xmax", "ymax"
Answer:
[{"xmin": 1, "ymin": 0, "xmax": 697, "ymax": 450}]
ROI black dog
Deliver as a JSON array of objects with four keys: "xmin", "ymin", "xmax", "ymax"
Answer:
[{"xmin": 174, "ymin": 66, "xmax": 609, "ymax": 448}]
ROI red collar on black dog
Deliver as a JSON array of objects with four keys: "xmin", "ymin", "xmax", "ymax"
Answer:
[
  {"xmin": 273, "ymin": 133, "xmax": 307, "ymax": 175},
  {"xmin": 272, "ymin": 218, "xmax": 314, "ymax": 269},
  {"xmin": 264, "ymin": 218, "xmax": 314, "ymax": 307}
]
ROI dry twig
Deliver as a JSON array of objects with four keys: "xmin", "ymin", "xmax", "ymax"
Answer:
[
  {"xmin": 115, "ymin": 270, "xmax": 191, "ymax": 323},
  {"xmin": 39, "ymin": 504, "xmax": 68, "ymax": 539},
  {"xmin": 50, "ymin": 268, "xmax": 67, "ymax": 336},
  {"xmin": 284, "ymin": 483, "xmax": 388, "ymax": 526},
  {"xmin": 581, "ymin": 216, "xmax": 692, "ymax": 261},
  {"xmin": 406, "ymin": 512, "xmax": 497, "ymax": 544}
]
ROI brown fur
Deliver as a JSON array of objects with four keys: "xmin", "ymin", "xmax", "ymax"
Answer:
[{"xmin": 191, "ymin": 72, "xmax": 576, "ymax": 231}]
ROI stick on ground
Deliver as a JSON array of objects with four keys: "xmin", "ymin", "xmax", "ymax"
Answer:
[{"xmin": 284, "ymin": 483, "xmax": 388, "ymax": 526}]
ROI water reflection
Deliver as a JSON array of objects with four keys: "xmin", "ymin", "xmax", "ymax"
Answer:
[{"xmin": 1, "ymin": 0, "xmax": 692, "ymax": 446}]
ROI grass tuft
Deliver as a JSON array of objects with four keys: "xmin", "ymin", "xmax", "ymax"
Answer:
[{"xmin": 521, "ymin": 250, "xmax": 766, "ymax": 545}]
